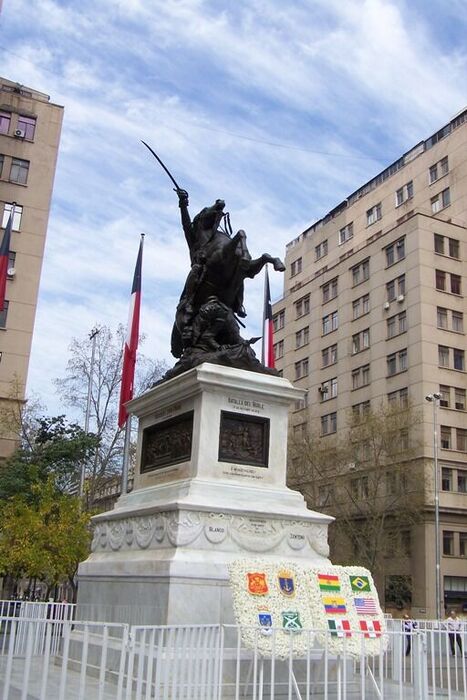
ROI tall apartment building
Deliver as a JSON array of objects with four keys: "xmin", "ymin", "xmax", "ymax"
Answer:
[
  {"xmin": 273, "ymin": 108, "xmax": 467, "ymax": 618},
  {"xmin": 0, "ymin": 78, "xmax": 63, "ymax": 457}
]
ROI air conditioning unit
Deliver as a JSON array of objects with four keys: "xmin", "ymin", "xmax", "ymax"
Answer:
[
  {"xmin": 7, "ymin": 267, "xmax": 16, "ymax": 277},
  {"xmin": 455, "ymin": 402, "xmax": 465, "ymax": 410},
  {"xmin": 14, "ymin": 128, "xmax": 25, "ymax": 138},
  {"xmin": 383, "ymin": 301, "xmax": 390, "ymax": 310},
  {"xmin": 440, "ymin": 400, "xmax": 449, "ymax": 407},
  {"xmin": 397, "ymin": 294, "xmax": 405, "ymax": 302}
]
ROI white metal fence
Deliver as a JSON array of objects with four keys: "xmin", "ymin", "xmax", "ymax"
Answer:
[{"xmin": 0, "ymin": 603, "xmax": 466, "ymax": 699}]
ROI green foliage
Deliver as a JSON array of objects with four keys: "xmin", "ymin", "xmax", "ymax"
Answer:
[
  {"xmin": 0, "ymin": 415, "xmax": 98, "ymax": 503},
  {"xmin": 0, "ymin": 478, "xmax": 91, "ymax": 589}
]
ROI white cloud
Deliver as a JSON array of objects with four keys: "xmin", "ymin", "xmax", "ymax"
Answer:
[{"xmin": 1, "ymin": 0, "xmax": 466, "ymax": 414}]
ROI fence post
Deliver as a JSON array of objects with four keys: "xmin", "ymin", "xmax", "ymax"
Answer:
[{"xmin": 413, "ymin": 630, "xmax": 428, "ymax": 699}]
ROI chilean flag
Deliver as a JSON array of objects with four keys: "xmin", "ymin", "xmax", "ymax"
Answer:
[
  {"xmin": 118, "ymin": 238, "xmax": 143, "ymax": 428},
  {"xmin": 0, "ymin": 206, "xmax": 14, "ymax": 311},
  {"xmin": 261, "ymin": 267, "xmax": 274, "ymax": 368}
]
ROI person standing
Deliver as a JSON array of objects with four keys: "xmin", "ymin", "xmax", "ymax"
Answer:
[
  {"xmin": 446, "ymin": 610, "xmax": 463, "ymax": 656},
  {"xmin": 403, "ymin": 613, "xmax": 417, "ymax": 656}
]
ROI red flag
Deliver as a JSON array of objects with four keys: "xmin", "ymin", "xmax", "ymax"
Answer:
[
  {"xmin": 261, "ymin": 267, "xmax": 275, "ymax": 368},
  {"xmin": 118, "ymin": 238, "xmax": 143, "ymax": 428},
  {"xmin": 0, "ymin": 206, "xmax": 14, "ymax": 311}
]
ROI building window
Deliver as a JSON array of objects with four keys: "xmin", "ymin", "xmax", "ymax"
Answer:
[
  {"xmin": 273, "ymin": 309, "xmax": 285, "ymax": 331},
  {"xmin": 295, "ymin": 358, "xmax": 309, "ymax": 379},
  {"xmin": 434, "ymin": 233, "xmax": 445, "ymax": 254},
  {"xmin": 322, "ymin": 310, "xmax": 338, "ymax": 335},
  {"xmin": 294, "ymin": 392, "xmax": 308, "ymax": 411},
  {"xmin": 452, "ymin": 311, "xmax": 464, "ymax": 333},
  {"xmin": 322, "ymin": 277, "xmax": 338, "ymax": 303},
  {"xmin": 0, "ymin": 110, "xmax": 11, "ymax": 134},
  {"xmin": 395, "ymin": 182, "xmax": 413, "ymax": 207},
  {"xmin": 295, "ymin": 295, "xmax": 310, "ymax": 319},
  {"xmin": 457, "ymin": 428, "xmax": 467, "ymax": 452},
  {"xmin": 460, "ymin": 533, "xmax": 467, "ymax": 558},
  {"xmin": 386, "ymin": 274, "xmax": 405, "ymax": 302},
  {"xmin": 450, "ymin": 274, "xmax": 461, "ymax": 295},
  {"xmin": 440, "ymin": 426, "xmax": 451, "ymax": 449},
  {"xmin": 454, "ymin": 348, "xmax": 465, "ymax": 371},
  {"xmin": 458, "ymin": 471, "xmax": 467, "ymax": 493},
  {"xmin": 385, "ymin": 237, "xmax": 406, "ymax": 266},
  {"xmin": 431, "ymin": 188, "xmax": 450, "ymax": 213},
  {"xmin": 454, "ymin": 388, "xmax": 466, "ymax": 410},
  {"xmin": 366, "ymin": 203, "xmax": 382, "ymax": 226},
  {"xmin": 351, "ymin": 259, "xmax": 370, "ymax": 286},
  {"xmin": 387, "ymin": 348, "xmax": 407, "ymax": 376},
  {"xmin": 290, "ymin": 257, "xmax": 302, "ymax": 277},
  {"xmin": 352, "ymin": 400, "xmax": 371, "ymax": 419},
  {"xmin": 438, "ymin": 345, "xmax": 450, "ymax": 367},
  {"xmin": 429, "ymin": 156, "xmax": 449, "ymax": 184},
  {"xmin": 315, "ymin": 239, "xmax": 328, "ymax": 260},
  {"xmin": 320, "ymin": 377, "xmax": 337, "ymax": 401},
  {"xmin": 339, "ymin": 222, "xmax": 353, "ymax": 245},
  {"xmin": 322, "ymin": 344, "xmax": 337, "ymax": 367},
  {"xmin": 321, "ymin": 412, "xmax": 337, "ymax": 436},
  {"xmin": 388, "ymin": 387, "xmax": 408, "ymax": 407},
  {"xmin": 437, "ymin": 307, "xmax": 448, "ymax": 329},
  {"xmin": 448, "ymin": 238, "xmax": 460, "ymax": 259},
  {"xmin": 274, "ymin": 340, "xmax": 284, "ymax": 360},
  {"xmin": 434, "ymin": 233, "xmax": 460, "ymax": 259},
  {"xmin": 0, "ymin": 154, "xmax": 3, "ymax": 177},
  {"xmin": 352, "ymin": 294, "xmax": 369, "ymax": 320},
  {"xmin": 352, "ymin": 364, "xmax": 370, "ymax": 390},
  {"xmin": 387, "ymin": 311, "xmax": 406, "ymax": 338},
  {"xmin": 442, "ymin": 467, "xmax": 453, "ymax": 491},
  {"xmin": 0, "ymin": 300, "xmax": 9, "ymax": 328},
  {"xmin": 443, "ymin": 530, "xmax": 454, "ymax": 556},
  {"xmin": 7, "ymin": 251, "xmax": 16, "ymax": 276},
  {"xmin": 439, "ymin": 384, "xmax": 450, "ymax": 407},
  {"xmin": 2, "ymin": 203, "xmax": 23, "ymax": 230},
  {"xmin": 295, "ymin": 326, "xmax": 309, "ymax": 349},
  {"xmin": 352, "ymin": 328, "xmax": 370, "ymax": 354},
  {"xmin": 17, "ymin": 115, "xmax": 36, "ymax": 140},
  {"xmin": 9, "ymin": 158, "xmax": 29, "ymax": 185}
]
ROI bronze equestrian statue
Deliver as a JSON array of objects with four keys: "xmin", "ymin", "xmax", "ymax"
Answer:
[{"xmin": 143, "ymin": 143, "xmax": 286, "ymax": 381}]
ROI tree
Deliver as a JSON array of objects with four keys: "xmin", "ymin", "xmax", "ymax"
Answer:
[
  {"xmin": 0, "ymin": 414, "xmax": 98, "ymax": 503},
  {"xmin": 54, "ymin": 325, "xmax": 168, "ymax": 506},
  {"xmin": 288, "ymin": 402, "xmax": 424, "ymax": 605},
  {"xmin": 0, "ymin": 478, "xmax": 91, "ymax": 601}
]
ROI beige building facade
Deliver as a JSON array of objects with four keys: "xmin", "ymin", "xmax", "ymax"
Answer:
[
  {"xmin": 273, "ymin": 108, "xmax": 467, "ymax": 618},
  {"xmin": 0, "ymin": 78, "xmax": 63, "ymax": 457}
]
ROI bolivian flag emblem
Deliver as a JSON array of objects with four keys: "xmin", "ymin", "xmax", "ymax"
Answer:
[{"xmin": 317, "ymin": 573, "xmax": 341, "ymax": 592}]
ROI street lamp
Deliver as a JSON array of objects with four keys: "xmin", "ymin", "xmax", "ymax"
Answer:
[{"xmin": 426, "ymin": 391, "xmax": 442, "ymax": 620}]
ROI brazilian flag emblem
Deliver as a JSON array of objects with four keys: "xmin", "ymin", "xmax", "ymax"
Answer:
[{"xmin": 350, "ymin": 575, "xmax": 371, "ymax": 592}]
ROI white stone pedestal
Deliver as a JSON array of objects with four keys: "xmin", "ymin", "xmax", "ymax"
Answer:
[{"xmin": 77, "ymin": 363, "xmax": 332, "ymax": 625}]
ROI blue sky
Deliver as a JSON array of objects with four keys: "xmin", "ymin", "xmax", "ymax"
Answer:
[{"xmin": 1, "ymin": 0, "xmax": 466, "ymax": 414}]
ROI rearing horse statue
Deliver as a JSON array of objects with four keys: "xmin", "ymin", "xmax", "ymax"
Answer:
[{"xmin": 170, "ymin": 189, "xmax": 285, "ymax": 362}]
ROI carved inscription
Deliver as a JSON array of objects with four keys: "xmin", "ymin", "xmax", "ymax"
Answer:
[
  {"xmin": 141, "ymin": 411, "xmax": 193, "ymax": 472},
  {"xmin": 218, "ymin": 411, "xmax": 269, "ymax": 468}
]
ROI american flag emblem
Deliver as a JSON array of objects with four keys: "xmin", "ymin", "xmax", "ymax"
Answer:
[{"xmin": 354, "ymin": 597, "xmax": 378, "ymax": 615}]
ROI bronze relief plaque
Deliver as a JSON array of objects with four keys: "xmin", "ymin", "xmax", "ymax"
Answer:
[
  {"xmin": 218, "ymin": 411, "xmax": 270, "ymax": 468},
  {"xmin": 141, "ymin": 410, "xmax": 194, "ymax": 472}
]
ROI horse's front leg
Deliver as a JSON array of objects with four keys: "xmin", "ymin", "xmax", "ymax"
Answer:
[{"xmin": 242, "ymin": 254, "xmax": 286, "ymax": 278}]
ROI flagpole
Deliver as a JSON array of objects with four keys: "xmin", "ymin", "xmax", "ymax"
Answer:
[
  {"xmin": 121, "ymin": 416, "xmax": 132, "ymax": 496},
  {"xmin": 120, "ymin": 233, "xmax": 145, "ymax": 497},
  {"xmin": 261, "ymin": 267, "xmax": 269, "ymax": 365}
]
